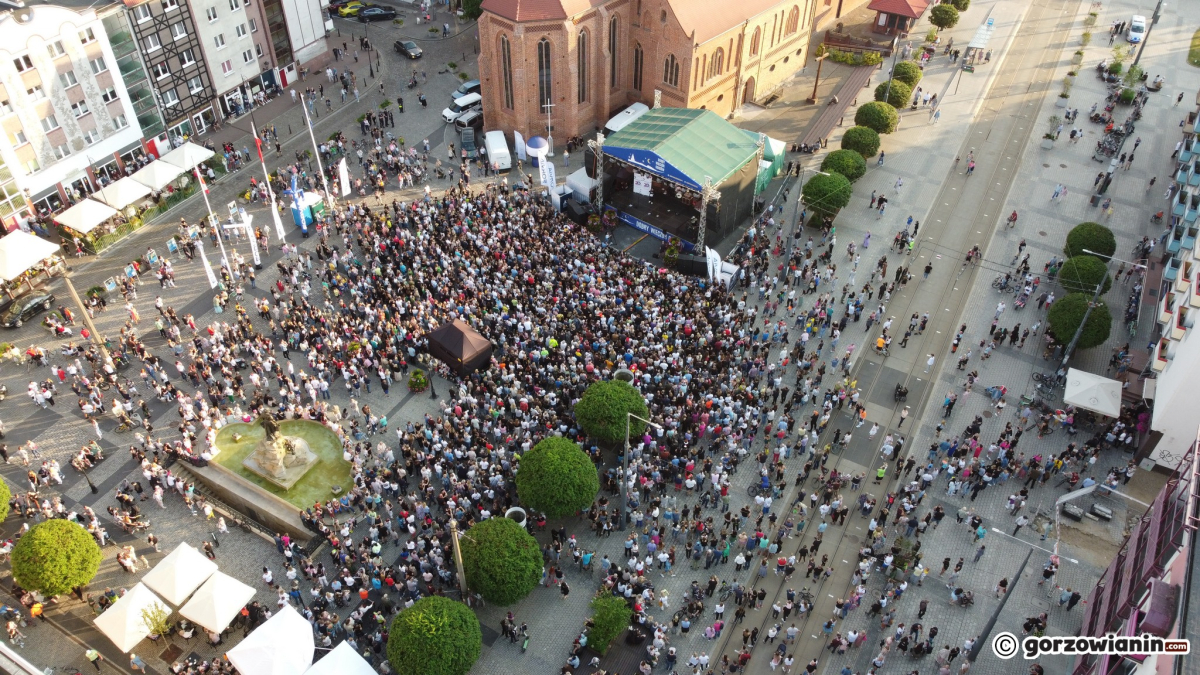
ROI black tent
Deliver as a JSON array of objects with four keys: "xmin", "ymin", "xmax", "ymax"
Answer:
[{"xmin": 427, "ymin": 319, "xmax": 493, "ymax": 375}]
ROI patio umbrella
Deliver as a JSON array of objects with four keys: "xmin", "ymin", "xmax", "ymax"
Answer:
[
  {"xmin": 93, "ymin": 583, "xmax": 169, "ymax": 653},
  {"xmin": 426, "ymin": 318, "xmax": 493, "ymax": 375},
  {"xmin": 227, "ymin": 605, "xmax": 314, "ymax": 675},
  {"xmin": 178, "ymin": 571, "xmax": 255, "ymax": 633},
  {"xmin": 0, "ymin": 231, "xmax": 59, "ymax": 282},
  {"xmin": 302, "ymin": 641, "xmax": 376, "ymax": 675},
  {"xmin": 92, "ymin": 176, "xmax": 152, "ymax": 210},
  {"xmin": 131, "ymin": 161, "xmax": 185, "ymax": 191},
  {"xmin": 53, "ymin": 199, "xmax": 117, "ymax": 234},
  {"xmin": 159, "ymin": 142, "xmax": 215, "ymax": 171},
  {"xmin": 141, "ymin": 542, "xmax": 217, "ymax": 606}
]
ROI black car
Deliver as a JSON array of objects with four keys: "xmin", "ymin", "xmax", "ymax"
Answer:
[
  {"xmin": 357, "ymin": 6, "xmax": 396, "ymax": 21},
  {"xmin": 394, "ymin": 40, "xmax": 422, "ymax": 59},
  {"xmin": 2, "ymin": 291, "xmax": 55, "ymax": 328}
]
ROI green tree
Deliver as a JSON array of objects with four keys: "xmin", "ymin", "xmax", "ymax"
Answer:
[
  {"xmin": 1048, "ymin": 293, "xmax": 1113, "ymax": 350},
  {"xmin": 950, "ymin": 0, "xmax": 970, "ymax": 10},
  {"xmin": 1064, "ymin": 222, "xmax": 1117, "ymax": 258},
  {"xmin": 891, "ymin": 60, "xmax": 923, "ymax": 88},
  {"xmin": 11, "ymin": 520, "xmax": 102, "ymax": 596},
  {"xmin": 854, "ymin": 101, "xmax": 899, "ymax": 134},
  {"xmin": 0, "ymin": 478, "xmax": 10, "ymax": 524},
  {"xmin": 874, "ymin": 80, "xmax": 912, "ymax": 109},
  {"xmin": 589, "ymin": 591, "xmax": 633, "ymax": 655},
  {"xmin": 1058, "ymin": 256, "xmax": 1113, "ymax": 295},
  {"xmin": 461, "ymin": 0, "xmax": 483, "ymax": 19},
  {"xmin": 387, "ymin": 596, "xmax": 482, "ymax": 675},
  {"xmin": 573, "ymin": 380, "xmax": 648, "ymax": 446},
  {"xmin": 821, "ymin": 149, "xmax": 867, "ymax": 182},
  {"xmin": 840, "ymin": 125, "xmax": 882, "ymax": 159},
  {"xmin": 516, "ymin": 437, "xmax": 599, "ymax": 518},
  {"xmin": 930, "ymin": 4, "xmax": 960, "ymax": 31},
  {"xmin": 801, "ymin": 172, "xmax": 853, "ymax": 217},
  {"xmin": 460, "ymin": 518, "xmax": 542, "ymax": 605}
]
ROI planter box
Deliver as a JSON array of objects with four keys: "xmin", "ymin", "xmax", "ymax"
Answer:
[
  {"xmin": 1055, "ymin": 97, "xmax": 1069, "ymax": 108},
  {"xmin": 1041, "ymin": 139, "xmax": 1055, "ymax": 150}
]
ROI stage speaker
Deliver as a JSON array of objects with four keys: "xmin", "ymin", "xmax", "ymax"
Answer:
[
  {"xmin": 564, "ymin": 199, "xmax": 591, "ymax": 226},
  {"xmin": 584, "ymin": 146, "xmax": 597, "ymax": 179},
  {"xmin": 675, "ymin": 253, "xmax": 707, "ymax": 276}
]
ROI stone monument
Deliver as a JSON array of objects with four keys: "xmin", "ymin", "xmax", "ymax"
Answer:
[{"xmin": 242, "ymin": 415, "xmax": 319, "ymax": 489}]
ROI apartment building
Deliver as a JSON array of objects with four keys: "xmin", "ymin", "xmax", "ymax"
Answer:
[
  {"xmin": 190, "ymin": 0, "xmax": 277, "ymax": 118},
  {"xmin": 0, "ymin": 3, "xmax": 146, "ymax": 220}
]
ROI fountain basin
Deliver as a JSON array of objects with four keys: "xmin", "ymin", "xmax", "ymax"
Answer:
[{"xmin": 210, "ymin": 420, "xmax": 349, "ymax": 511}]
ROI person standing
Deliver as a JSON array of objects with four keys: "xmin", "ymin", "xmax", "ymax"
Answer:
[
  {"xmin": 85, "ymin": 649, "xmax": 105, "ymax": 671},
  {"xmin": 925, "ymin": 354, "xmax": 936, "ymax": 373}
]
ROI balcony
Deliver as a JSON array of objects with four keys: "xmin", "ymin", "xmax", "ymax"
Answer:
[
  {"xmin": 1153, "ymin": 338, "xmax": 1170, "ymax": 371},
  {"xmin": 1173, "ymin": 307, "xmax": 1190, "ymax": 340},
  {"xmin": 130, "ymin": 91, "xmax": 157, "ymax": 116},
  {"xmin": 111, "ymin": 33, "xmax": 137, "ymax": 59},
  {"xmin": 1164, "ymin": 257, "xmax": 1181, "ymax": 283},
  {"xmin": 137, "ymin": 112, "xmax": 163, "ymax": 137},
  {"xmin": 1178, "ymin": 261, "xmax": 1194, "ymax": 294},
  {"xmin": 118, "ymin": 61, "xmax": 146, "ymax": 84},
  {"xmin": 1160, "ymin": 292, "xmax": 1176, "ymax": 325},
  {"xmin": 1167, "ymin": 224, "xmax": 1185, "ymax": 254}
]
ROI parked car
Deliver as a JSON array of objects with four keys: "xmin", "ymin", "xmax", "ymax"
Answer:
[
  {"xmin": 328, "ymin": 0, "xmax": 355, "ymax": 11},
  {"xmin": 461, "ymin": 128, "xmax": 479, "ymax": 159},
  {"xmin": 454, "ymin": 110, "xmax": 484, "ymax": 135},
  {"xmin": 453, "ymin": 79, "xmax": 481, "ymax": 99},
  {"xmin": 442, "ymin": 92, "xmax": 482, "ymax": 124},
  {"xmin": 2, "ymin": 291, "xmax": 55, "ymax": 328},
  {"xmin": 393, "ymin": 40, "xmax": 423, "ymax": 59},
  {"xmin": 1127, "ymin": 15, "xmax": 1146, "ymax": 43},
  {"xmin": 337, "ymin": 2, "xmax": 369, "ymax": 17},
  {"xmin": 357, "ymin": 6, "xmax": 395, "ymax": 21}
]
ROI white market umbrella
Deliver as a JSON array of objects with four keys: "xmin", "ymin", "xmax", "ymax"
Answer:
[
  {"xmin": 1062, "ymin": 367, "xmax": 1123, "ymax": 417},
  {"xmin": 227, "ymin": 605, "xmax": 314, "ymax": 675},
  {"xmin": 92, "ymin": 176, "xmax": 152, "ymax": 210},
  {"xmin": 141, "ymin": 542, "xmax": 217, "ymax": 606},
  {"xmin": 179, "ymin": 571, "xmax": 255, "ymax": 633},
  {"xmin": 0, "ymin": 231, "xmax": 58, "ymax": 281},
  {"xmin": 302, "ymin": 640, "xmax": 376, "ymax": 675},
  {"xmin": 53, "ymin": 199, "xmax": 117, "ymax": 234},
  {"xmin": 159, "ymin": 142, "xmax": 215, "ymax": 171},
  {"xmin": 131, "ymin": 161, "xmax": 185, "ymax": 191},
  {"xmin": 93, "ymin": 583, "xmax": 168, "ymax": 653}
]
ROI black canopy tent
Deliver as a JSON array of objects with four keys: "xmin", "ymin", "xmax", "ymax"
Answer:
[{"xmin": 427, "ymin": 319, "xmax": 493, "ymax": 375}]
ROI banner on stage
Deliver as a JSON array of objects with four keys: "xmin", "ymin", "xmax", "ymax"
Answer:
[{"xmin": 633, "ymin": 172, "xmax": 653, "ymax": 197}]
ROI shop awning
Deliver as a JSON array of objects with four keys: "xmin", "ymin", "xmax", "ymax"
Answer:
[
  {"xmin": 131, "ymin": 161, "xmax": 186, "ymax": 191},
  {"xmin": 1062, "ymin": 368, "xmax": 1123, "ymax": 417},
  {"xmin": 0, "ymin": 231, "xmax": 59, "ymax": 281},
  {"xmin": 93, "ymin": 176, "xmax": 152, "ymax": 210},
  {"xmin": 159, "ymin": 142, "xmax": 215, "ymax": 171},
  {"xmin": 53, "ymin": 199, "xmax": 117, "ymax": 234}
]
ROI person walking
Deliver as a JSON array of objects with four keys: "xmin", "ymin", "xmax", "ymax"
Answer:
[
  {"xmin": 925, "ymin": 354, "xmax": 936, "ymax": 373},
  {"xmin": 85, "ymin": 649, "xmax": 105, "ymax": 672}
]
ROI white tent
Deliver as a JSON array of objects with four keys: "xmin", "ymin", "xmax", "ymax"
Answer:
[
  {"xmin": 1063, "ymin": 367, "xmax": 1123, "ymax": 418},
  {"xmin": 302, "ymin": 640, "xmax": 376, "ymax": 675},
  {"xmin": 53, "ymin": 199, "xmax": 117, "ymax": 234},
  {"xmin": 131, "ymin": 161, "xmax": 185, "ymax": 191},
  {"xmin": 227, "ymin": 605, "xmax": 314, "ymax": 675},
  {"xmin": 93, "ymin": 583, "xmax": 169, "ymax": 653},
  {"xmin": 179, "ymin": 571, "xmax": 255, "ymax": 633},
  {"xmin": 141, "ymin": 543, "xmax": 217, "ymax": 606},
  {"xmin": 159, "ymin": 142, "xmax": 215, "ymax": 171},
  {"xmin": 92, "ymin": 176, "xmax": 152, "ymax": 210},
  {"xmin": 0, "ymin": 231, "xmax": 58, "ymax": 281}
]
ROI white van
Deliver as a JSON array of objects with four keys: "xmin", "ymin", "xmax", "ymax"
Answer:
[
  {"xmin": 484, "ymin": 130, "xmax": 511, "ymax": 171},
  {"xmin": 604, "ymin": 102, "xmax": 650, "ymax": 136},
  {"xmin": 441, "ymin": 92, "xmax": 482, "ymax": 124},
  {"xmin": 1127, "ymin": 15, "xmax": 1146, "ymax": 43}
]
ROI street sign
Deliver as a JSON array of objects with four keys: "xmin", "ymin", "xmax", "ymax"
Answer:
[{"xmin": 987, "ymin": 17, "xmax": 994, "ymax": 26}]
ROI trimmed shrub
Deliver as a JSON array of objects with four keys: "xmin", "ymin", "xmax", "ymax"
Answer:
[
  {"xmin": 801, "ymin": 171, "xmax": 853, "ymax": 217},
  {"xmin": 950, "ymin": 0, "xmax": 970, "ymax": 10},
  {"xmin": 387, "ymin": 596, "xmax": 481, "ymax": 675},
  {"xmin": 589, "ymin": 591, "xmax": 633, "ymax": 655},
  {"xmin": 516, "ymin": 437, "xmax": 600, "ymax": 518},
  {"xmin": 821, "ymin": 149, "xmax": 867, "ymax": 182},
  {"xmin": 460, "ymin": 518, "xmax": 542, "ymax": 605},
  {"xmin": 1064, "ymin": 222, "xmax": 1117, "ymax": 259},
  {"xmin": 1118, "ymin": 88, "xmax": 1136, "ymax": 104},
  {"xmin": 0, "ymin": 478, "xmax": 9, "ymax": 523},
  {"xmin": 930, "ymin": 4, "xmax": 960, "ymax": 30},
  {"xmin": 874, "ymin": 80, "xmax": 912, "ymax": 110},
  {"xmin": 1048, "ymin": 293, "xmax": 1112, "ymax": 350},
  {"xmin": 854, "ymin": 101, "xmax": 899, "ymax": 134},
  {"xmin": 574, "ymin": 380, "xmax": 649, "ymax": 446},
  {"xmin": 11, "ymin": 520, "xmax": 102, "ymax": 596},
  {"xmin": 841, "ymin": 126, "xmax": 882, "ymax": 159},
  {"xmin": 1058, "ymin": 256, "xmax": 1113, "ymax": 295},
  {"xmin": 892, "ymin": 60, "xmax": 923, "ymax": 88}
]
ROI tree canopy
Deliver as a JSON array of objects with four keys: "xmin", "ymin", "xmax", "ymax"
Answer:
[
  {"xmin": 516, "ymin": 437, "xmax": 599, "ymax": 518},
  {"xmin": 1058, "ymin": 255, "xmax": 1112, "ymax": 295},
  {"xmin": 874, "ymin": 80, "xmax": 912, "ymax": 110},
  {"xmin": 801, "ymin": 171, "xmax": 853, "ymax": 217},
  {"xmin": 1048, "ymin": 293, "xmax": 1113, "ymax": 350},
  {"xmin": 387, "ymin": 596, "xmax": 482, "ymax": 675},
  {"xmin": 821, "ymin": 149, "xmax": 867, "ymax": 182},
  {"xmin": 840, "ymin": 126, "xmax": 882, "ymax": 159},
  {"xmin": 930, "ymin": 4, "xmax": 960, "ymax": 30},
  {"xmin": 891, "ymin": 60, "xmax": 923, "ymax": 88},
  {"xmin": 460, "ymin": 517, "xmax": 542, "ymax": 605},
  {"xmin": 854, "ymin": 101, "xmax": 899, "ymax": 134},
  {"xmin": 11, "ymin": 520, "xmax": 102, "ymax": 596},
  {"xmin": 1064, "ymin": 222, "xmax": 1117, "ymax": 259},
  {"xmin": 573, "ymin": 380, "xmax": 649, "ymax": 446},
  {"xmin": 589, "ymin": 591, "xmax": 633, "ymax": 654}
]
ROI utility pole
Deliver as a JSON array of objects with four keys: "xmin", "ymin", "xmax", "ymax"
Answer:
[
  {"xmin": 449, "ymin": 519, "xmax": 469, "ymax": 603},
  {"xmin": 1132, "ymin": 0, "xmax": 1164, "ymax": 68}
]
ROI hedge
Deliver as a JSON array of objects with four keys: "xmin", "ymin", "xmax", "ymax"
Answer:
[
  {"xmin": 459, "ymin": 518, "xmax": 542, "ymax": 605},
  {"xmin": 821, "ymin": 149, "xmax": 867, "ymax": 182},
  {"xmin": 841, "ymin": 126, "xmax": 882, "ymax": 159},
  {"xmin": 874, "ymin": 80, "xmax": 912, "ymax": 110},
  {"xmin": 854, "ymin": 101, "xmax": 899, "ymax": 134},
  {"xmin": 515, "ymin": 437, "xmax": 600, "ymax": 518},
  {"xmin": 892, "ymin": 60, "xmax": 923, "ymax": 88}
]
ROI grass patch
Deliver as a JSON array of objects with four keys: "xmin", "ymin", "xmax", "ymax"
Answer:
[
  {"xmin": 458, "ymin": 72, "xmax": 469, "ymax": 81},
  {"xmin": 1191, "ymin": 28, "xmax": 1200, "ymax": 67},
  {"xmin": 448, "ymin": 62, "xmax": 458, "ymax": 69}
]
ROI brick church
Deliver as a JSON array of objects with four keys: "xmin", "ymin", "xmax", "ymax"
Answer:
[{"xmin": 477, "ymin": 0, "xmax": 848, "ymax": 143}]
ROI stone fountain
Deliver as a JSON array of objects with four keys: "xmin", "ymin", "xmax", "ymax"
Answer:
[{"xmin": 241, "ymin": 415, "xmax": 318, "ymax": 490}]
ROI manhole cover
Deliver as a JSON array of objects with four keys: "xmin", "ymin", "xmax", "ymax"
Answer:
[
  {"xmin": 982, "ymin": 410, "xmax": 993, "ymax": 418},
  {"xmin": 1042, "ymin": 163, "xmax": 1050, "ymax": 168},
  {"xmin": 1059, "ymin": 164, "xmax": 1068, "ymax": 168},
  {"xmin": 1038, "ymin": 231, "xmax": 1048, "ymax": 236}
]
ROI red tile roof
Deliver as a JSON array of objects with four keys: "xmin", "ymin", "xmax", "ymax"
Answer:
[
  {"xmin": 866, "ymin": 0, "xmax": 930, "ymax": 20},
  {"xmin": 481, "ymin": 0, "xmax": 567, "ymax": 22},
  {"xmin": 666, "ymin": 0, "xmax": 796, "ymax": 44}
]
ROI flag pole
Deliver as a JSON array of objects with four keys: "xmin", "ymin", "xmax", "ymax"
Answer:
[
  {"xmin": 299, "ymin": 97, "xmax": 335, "ymax": 210},
  {"xmin": 194, "ymin": 166, "xmax": 230, "ymax": 276},
  {"xmin": 250, "ymin": 121, "xmax": 287, "ymax": 244}
]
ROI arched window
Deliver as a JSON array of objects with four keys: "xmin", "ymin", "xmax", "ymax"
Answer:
[
  {"xmin": 749, "ymin": 27, "xmax": 760, "ymax": 56},
  {"xmin": 577, "ymin": 30, "xmax": 589, "ymax": 103},
  {"xmin": 537, "ymin": 38, "xmax": 552, "ymax": 111},
  {"xmin": 785, "ymin": 6, "xmax": 800, "ymax": 34},
  {"xmin": 609, "ymin": 15, "xmax": 619, "ymax": 88},
  {"xmin": 708, "ymin": 47, "xmax": 724, "ymax": 80},
  {"xmin": 663, "ymin": 54, "xmax": 679, "ymax": 87},
  {"xmin": 500, "ymin": 34, "xmax": 514, "ymax": 110},
  {"xmin": 632, "ymin": 42, "xmax": 643, "ymax": 92}
]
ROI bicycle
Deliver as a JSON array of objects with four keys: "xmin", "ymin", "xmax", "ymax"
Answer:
[{"xmin": 747, "ymin": 483, "xmax": 772, "ymax": 498}]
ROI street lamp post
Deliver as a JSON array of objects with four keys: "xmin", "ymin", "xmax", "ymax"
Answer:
[
  {"xmin": 620, "ymin": 411, "xmax": 662, "ymax": 531},
  {"xmin": 1054, "ymin": 250, "xmax": 1147, "ymax": 381},
  {"xmin": 1132, "ymin": 0, "xmax": 1164, "ymax": 68}
]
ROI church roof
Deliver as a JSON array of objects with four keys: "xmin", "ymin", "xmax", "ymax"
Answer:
[
  {"xmin": 665, "ymin": 0, "xmax": 797, "ymax": 44},
  {"xmin": 481, "ymin": 0, "xmax": 606, "ymax": 22}
]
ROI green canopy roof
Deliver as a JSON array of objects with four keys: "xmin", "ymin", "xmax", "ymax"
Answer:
[{"xmin": 602, "ymin": 107, "xmax": 761, "ymax": 189}]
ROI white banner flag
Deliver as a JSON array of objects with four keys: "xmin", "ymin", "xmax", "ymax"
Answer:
[
  {"xmin": 197, "ymin": 240, "xmax": 218, "ymax": 289},
  {"xmin": 514, "ymin": 131, "xmax": 527, "ymax": 161},
  {"xmin": 539, "ymin": 159, "xmax": 557, "ymax": 187},
  {"xmin": 270, "ymin": 199, "xmax": 286, "ymax": 242},
  {"xmin": 338, "ymin": 158, "xmax": 351, "ymax": 197},
  {"xmin": 706, "ymin": 247, "xmax": 722, "ymax": 282},
  {"xmin": 633, "ymin": 172, "xmax": 653, "ymax": 196}
]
